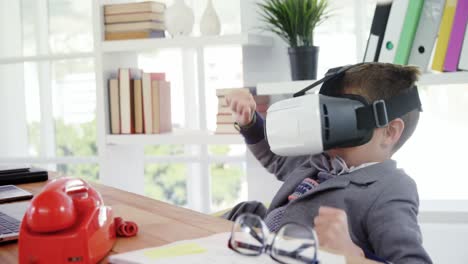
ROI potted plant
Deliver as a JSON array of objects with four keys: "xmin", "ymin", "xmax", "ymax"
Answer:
[{"xmin": 258, "ymin": 0, "xmax": 330, "ymax": 80}]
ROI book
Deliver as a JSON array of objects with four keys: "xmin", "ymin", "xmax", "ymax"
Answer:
[
  {"xmin": 218, "ymin": 96, "xmax": 228, "ymax": 107},
  {"xmin": 158, "ymin": 81, "xmax": 172, "ymax": 134},
  {"xmin": 363, "ymin": 2, "xmax": 392, "ymax": 62},
  {"xmin": 109, "ymin": 79, "xmax": 120, "ymax": 134},
  {"xmin": 119, "ymin": 68, "xmax": 142, "ymax": 134},
  {"xmin": 443, "ymin": 0, "xmax": 468, "ymax": 71},
  {"xmin": 104, "ymin": 1, "xmax": 166, "ymax": 15},
  {"xmin": 105, "ymin": 12, "xmax": 164, "ymax": 24},
  {"xmin": 105, "ymin": 21, "xmax": 165, "ymax": 33},
  {"xmin": 408, "ymin": 0, "xmax": 446, "ymax": 71},
  {"xmin": 217, "ymin": 106, "xmax": 231, "ymax": 115},
  {"xmin": 142, "ymin": 73, "xmax": 166, "ymax": 134},
  {"xmin": 134, "ymin": 80, "xmax": 144, "ymax": 134},
  {"xmin": 217, "ymin": 95, "xmax": 269, "ymax": 108},
  {"xmin": 151, "ymin": 80, "xmax": 172, "ymax": 134},
  {"xmin": 394, "ymin": 0, "xmax": 424, "ymax": 65},
  {"xmin": 105, "ymin": 30, "xmax": 165, "ymax": 41},
  {"xmin": 215, "ymin": 124, "xmax": 238, "ymax": 134},
  {"xmin": 0, "ymin": 168, "xmax": 48, "ymax": 185},
  {"xmin": 108, "ymin": 232, "xmax": 346, "ymax": 264},
  {"xmin": 459, "ymin": 26, "xmax": 468, "ymax": 70},
  {"xmin": 432, "ymin": 0, "xmax": 458, "ymax": 71},
  {"xmin": 378, "ymin": 0, "xmax": 410, "ymax": 63},
  {"xmin": 215, "ymin": 88, "xmax": 250, "ymax": 97},
  {"xmin": 216, "ymin": 114, "xmax": 234, "ymax": 124}
]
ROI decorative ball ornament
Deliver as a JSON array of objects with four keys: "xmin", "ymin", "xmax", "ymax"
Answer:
[{"xmin": 164, "ymin": 0, "xmax": 195, "ymax": 37}]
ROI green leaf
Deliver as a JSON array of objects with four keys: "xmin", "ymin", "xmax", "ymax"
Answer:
[{"xmin": 258, "ymin": 0, "xmax": 330, "ymax": 47}]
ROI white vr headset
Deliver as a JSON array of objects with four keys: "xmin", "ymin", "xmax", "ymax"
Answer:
[{"xmin": 265, "ymin": 64, "xmax": 422, "ymax": 156}]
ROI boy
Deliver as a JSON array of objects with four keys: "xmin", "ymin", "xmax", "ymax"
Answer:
[{"xmin": 226, "ymin": 63, "xmax": 432, "ymax": 263}]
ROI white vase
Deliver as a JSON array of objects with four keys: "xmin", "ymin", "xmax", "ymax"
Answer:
[
  {"xmin": 164, "ymin": 0, "xmax": 194, "ymax": 37},
  {"xmin": 200, "ymin": 0, "xmax": 221, "ymax": 36}
]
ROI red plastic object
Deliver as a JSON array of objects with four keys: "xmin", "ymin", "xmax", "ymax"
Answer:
[
  {"xmin": 18, "ymin": 177, "xmax": 116, "ymax": 264},
  {"xmin": 114, "ymin": 217, "xmax": 138, "ymax": 237}
]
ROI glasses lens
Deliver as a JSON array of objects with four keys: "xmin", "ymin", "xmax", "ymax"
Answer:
[
  {"xmin": 271, "ymin": 223, "xmax": 318, "ymax": 264},
  {"xmin": 230, "ymin": 214, "xmax": 267, "ymax": 256}
]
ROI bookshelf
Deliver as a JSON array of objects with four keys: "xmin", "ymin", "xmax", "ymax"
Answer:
[
  {"xmin": 92, "ymin": 0, "xmax": 286, "ymax": 212},
  {"xmin": 101, "ymin": 34, "xmax": 273, "ymax": 52}
]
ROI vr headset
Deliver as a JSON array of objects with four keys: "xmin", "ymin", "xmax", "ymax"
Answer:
[{"xmin": 265, "ymin": 64, "xmax": 422, "ymax": 156}]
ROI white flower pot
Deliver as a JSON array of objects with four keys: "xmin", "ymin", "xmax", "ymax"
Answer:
[
  {"xmin": 164, "ymin": 0, "xmax": 194, "ymax": 37},
  {"xmin": 200, "ymin": 0, "xmax": 221, "ymax": 36}
]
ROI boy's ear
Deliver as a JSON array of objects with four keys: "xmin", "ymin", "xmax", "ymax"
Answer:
[{"xmin": 383, "ymin": 118, "xmax": 405, "ymax": 146}]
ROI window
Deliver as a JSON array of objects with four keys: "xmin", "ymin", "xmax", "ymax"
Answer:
[{"xmin": 0, "ymin": 0, "xmax": 97, "ymax": 176}]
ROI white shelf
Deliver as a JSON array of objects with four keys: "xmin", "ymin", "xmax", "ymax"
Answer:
[
  {"xmin": 256, "ymin": 80, "xmax": 317, "ymax": 95},
  {"xmin": 101, "ymin": 34, "xmax": 274, "ymax": 53},
  {"xmin": 256, "ymin": 72, "xmax": 468, "ymax": 95},
  {"xmin": 419, "ymin": 71, "xmax": 468, "ymax": 86},
  {"xmin": 0, "ymin": 52, "xmax": 95, "ymax": 65},
  {"xmin": 106, "ymin": 129, "xmax": 244, "ymax": 145}
]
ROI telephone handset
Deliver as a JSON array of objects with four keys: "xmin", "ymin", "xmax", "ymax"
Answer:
[
  {"xmin": 19, "ymin": 177, "xmax": 116, "ymax": 264},
  {"xmin": 24, "ymin": 178, "xmax": 102, "ymax": 233}
]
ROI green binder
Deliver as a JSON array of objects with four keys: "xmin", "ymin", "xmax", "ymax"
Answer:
[{"xmin": 394, "ymin": 0, "xmax": 424, "ymax": 65}]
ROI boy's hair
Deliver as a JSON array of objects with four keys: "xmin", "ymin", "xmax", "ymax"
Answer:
[{"xmin": 339, "ymin": 62, "xmax": 421, "ymax": 153}]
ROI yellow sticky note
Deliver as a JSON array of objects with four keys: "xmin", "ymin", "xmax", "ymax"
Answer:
[{"xmin": 143, "ymin": 243, "xmax": 207, "ymax": 260}]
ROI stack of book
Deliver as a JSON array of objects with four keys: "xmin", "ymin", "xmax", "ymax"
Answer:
[
  {"xmin": 215, "ymin": 88, "xmax": 270, "ymax": 134},
  {"xmin": 104, "ymin": 1, "xmax": 166, "ymax": 41},
  {"xmin": 363, "ymin": 0, "xmax": 468, "ymax": 72},
  {"xmin": 108, "ymin": 69, "xmax": 172, "ymax": 134}
]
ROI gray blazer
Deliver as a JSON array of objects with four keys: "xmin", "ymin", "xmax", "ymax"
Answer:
[{"xmin": 249, "ymin": 139, "xmax": 432, "ymax": 264}]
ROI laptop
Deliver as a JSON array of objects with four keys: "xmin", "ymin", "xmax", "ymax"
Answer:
[{"xmin": 0, "ymin": 201, "xmax": 29, "ymax": 242}]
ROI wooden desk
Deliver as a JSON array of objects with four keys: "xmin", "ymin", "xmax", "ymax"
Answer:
[{"xmin": 0, "ymin": 178, "xmax": 376, "ymax": 264}]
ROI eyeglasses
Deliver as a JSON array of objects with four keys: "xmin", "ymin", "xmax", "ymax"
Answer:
[{"xmin": 228, "ymin": 213, "xmax": 320, "ymax": 264}]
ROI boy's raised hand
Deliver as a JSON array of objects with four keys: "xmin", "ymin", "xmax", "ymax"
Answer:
[
  {"xmin": 314, "ymin": 207, "xmax": 364, "ymax": 258},
  {"xmin": 225, "ymin": 91, "xmax": 256, "ymax": 126}
]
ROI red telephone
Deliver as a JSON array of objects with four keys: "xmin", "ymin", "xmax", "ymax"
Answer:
[{"xmin": 18, "ymin": 177, "xmax": 116, "ymax": 264}]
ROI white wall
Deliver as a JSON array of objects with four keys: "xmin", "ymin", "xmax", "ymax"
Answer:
[
  {"xmin": 0, "ymin": 1, "xmax": 29, "ymax": 157},
  {"xmin": 421, "ymin": 223, "xmax": 468, "ymax": 264}
]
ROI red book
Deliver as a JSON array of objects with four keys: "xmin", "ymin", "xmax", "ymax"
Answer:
[{"xmin": 151, "ymin": 80, "xmax": 172, "ymax": 134}]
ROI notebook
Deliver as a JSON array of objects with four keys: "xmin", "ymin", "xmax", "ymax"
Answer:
[
  {"xmin": 0, "ymin": 167, "xmax": 48, "ymax": 185},
  {"xmin": 0, "ymin": 201, "xmax": 29, "ymax": 243}
]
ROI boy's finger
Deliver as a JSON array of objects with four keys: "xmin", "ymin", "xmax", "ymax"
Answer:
[
  {"xmin": 230, "ymin": 100, "xmax": 238, "ymax": 113},
  {"xmin": 318, "ymin": 206, "xmax": 343, "ymax": 215},
  {"xmin": 243, "ymin": 108, "xmax": 251, "ymax": 123},
  {"xmin": 236, "ymin": 102, "xmax": 246, "ymax": 114}
]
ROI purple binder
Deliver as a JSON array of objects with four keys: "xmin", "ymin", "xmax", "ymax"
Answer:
[{"xmin": 444, "ymin": 0, "xmax": 468, "ymax": 72}]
